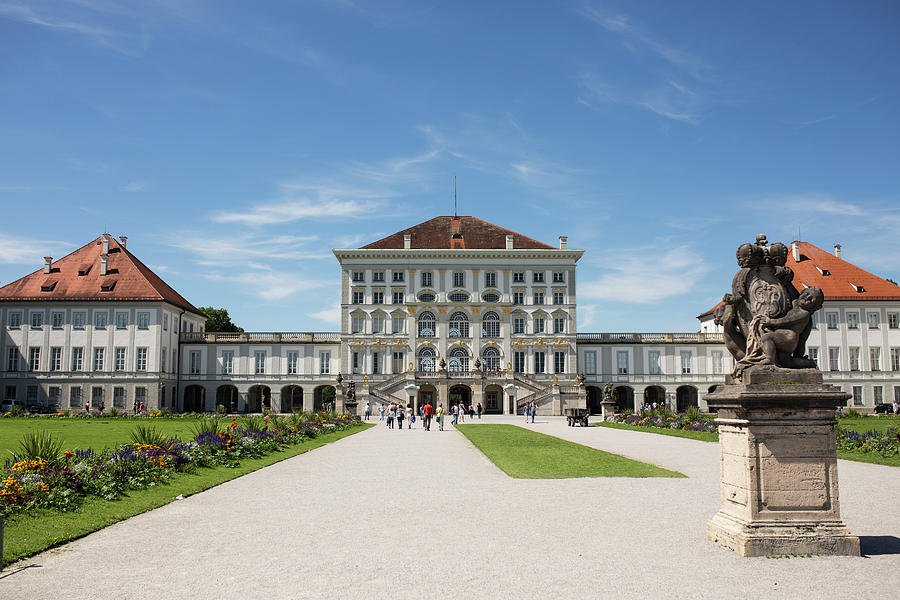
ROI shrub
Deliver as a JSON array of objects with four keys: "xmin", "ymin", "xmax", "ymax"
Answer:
[
  {"xmin": 240, "ymin": 415, "xmax": 265, "ymax": 431},
  {"xmin": 686, "ymin": 405, "xmax": 702, "ymax": 422},
  {"xmin": 131, "ymin": 424, "xmax": 170, "ymax": 448},
  {"xmin": 6, "ymin": 405, "xmax": 27, "ymax": 418},
  {"xmin": 216, "ymin": 404, "xmax": 227, "ymax": 416},
  {"xmin": 843, "ymin": 408, "xmax": 863, "ymax": 419},
  {"xmin": 190, "ymin": 416, "xmax": 222, "ymax": 438},
  {"xmin": 14, "ymin": 431, "xmax": 64, "ymax": 464}
]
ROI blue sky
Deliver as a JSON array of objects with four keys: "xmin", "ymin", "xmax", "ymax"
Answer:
[{"xmin": 1, "ymin": 0, "xmax": 898, "ymax": 332}]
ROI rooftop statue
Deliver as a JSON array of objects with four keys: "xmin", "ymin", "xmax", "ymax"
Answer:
[{"xmin": 715, "ymin": 234, "xmax": 824, "ymax": 380}]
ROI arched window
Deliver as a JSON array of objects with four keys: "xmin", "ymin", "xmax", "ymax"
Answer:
[
  {"xmin": 417, "ymin": 292, "xmax": 435, "ymax": 303},
  {"xmin": 482, "ymin": 311, "xmax": 500, "ymax": 338},
  {"xmin": 418, "ymin": 347, "xmax": 436, "ymax": 372},
  {"xmin": 448, "ymin": 291, "xmax": 469, "ymax": 303},
  {"xmin": 481, "ymin": 292, "xmax": 500, "ymax": 303},
  {"xmin": 449, "ymin": 347, "xmax": 469, "ymax": 373},
  {"xmin": 417, "ymin": 311, "xmax": 435, "ymax": 337},
  {"xmin": 448, "ymin": 311, "xmax": 469, "ymax": 338},
  {"xmin": 482, "ymin": 347, "xmax": 501, "ymax": 372}
]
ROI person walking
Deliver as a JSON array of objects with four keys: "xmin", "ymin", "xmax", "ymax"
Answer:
[
  {"xmin": 364, "ymin": 402, "xmax": 371, "ymax": 420},
  {"xmin": 530, "ymin": 400, "xmax": 536, "ymax": 423},
  {"xmin": 379, "ymin": 404, "xmax": 385, "ymax": 421},
  {"xmin": 423, "ymin": 402, "xmax": 433, "ymax": 431},
  {"xmin": 387, "ymin": 404, "xmax": 395, "ymax": 429},
  {"xmin": 436, "ymin": 403, "xmax": 445, "ymax": 431},
  {"xmin": 451, "ymin": 403, "xmax": 459, "ymax": 426},
  {"xmin": 406, "ymin": 405, "xmax": 413, "ymax": 428},
  {"xmin": 458, "ymin": 403, "xmax": 465, "ymax": 423},
  {"xmin": 476, "ymin": 403, "xmax": 482, "ymax": 419},
  {"xmin": 397, "ymin": 404, "xmax": 405, "ymax": 430},
  {"xmin": 523, "ymin": 403, "xmax": 529, "ymax": 422}
]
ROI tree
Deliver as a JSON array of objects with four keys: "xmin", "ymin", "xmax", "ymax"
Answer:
[
  {"xmin": 886, "ymin": 278, "xmax": 898, "ymax": 286},
  {"xmin": 199, "ymin": 307, "xmax": 244, "ymax": 332}
]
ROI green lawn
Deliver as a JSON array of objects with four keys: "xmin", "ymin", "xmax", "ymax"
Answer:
[
  {"xmin": 594, "ymin": 421, "xmax": 719, "ymax": 443},
  {"xmin": 455, "ymin": 424, "xmax": 684, "ymax": 479},
  {"xmin": 836, "ymin": 416, "xmax": 900, "ymax": 434},
  {"xmin": 2, "ymin": 423, "xmax": 373, "ymax": 566},
  {"xmin": 0, "ymin": 417, "xmax": 202, "ymax": 459}
]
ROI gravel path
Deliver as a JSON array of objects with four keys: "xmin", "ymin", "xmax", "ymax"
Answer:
[{"xmin": 2, "ymin": 416, "xmax": 899, "ymax": 599}]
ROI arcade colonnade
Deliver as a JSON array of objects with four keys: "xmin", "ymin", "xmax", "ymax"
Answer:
[
  {"xmin": 180, "ymin": 381, "xmax": 337, "ymax": 413},
  {"xmin": 584, "ymin": 383, "xmax": 709, "ymax": 414}
]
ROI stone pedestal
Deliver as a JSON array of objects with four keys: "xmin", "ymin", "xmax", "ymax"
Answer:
[
  {"xmin": 705, "ymin": 368, "xmax": 860, "ymax": 557},
  {"xmin": 600, "ymin": 400, "xmax": 616, "ymax": 421}
]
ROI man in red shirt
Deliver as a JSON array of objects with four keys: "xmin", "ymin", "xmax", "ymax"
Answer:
[{"xmin": 423, "ymin": 402, "xmax": 433, "ymax": 431}]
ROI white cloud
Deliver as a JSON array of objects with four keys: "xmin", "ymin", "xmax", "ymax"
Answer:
[
  {"xmin": 579, "ymin": 73, "xmax": 700, "ymax": 124},
  {"xmin": 0, "ymin": 234, "xmax": 74, "ymax": 265},
  {"xmin": 308, "ymin": 302, "xmax": 341, "ymax": 326},
  {"xmin": 203, "ymin": 271, "xmax": 334, "ymax": 303},
  {"xmin": 120, "ymin": 180, "xmax": 149, "ymax": 192},
  {"xmin": 212, "ymin": 192, "xmax": 389, "ymax": 226},
  {"xmin": 168, "ymin": 232, "xmax": 328, "ymax": 266}
]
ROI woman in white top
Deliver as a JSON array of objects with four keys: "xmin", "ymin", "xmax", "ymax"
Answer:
[{"xmin": 405, "ymin": 405, "xmax": 413, "ymax": 428}]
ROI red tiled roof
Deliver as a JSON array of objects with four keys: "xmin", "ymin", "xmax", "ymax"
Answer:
[
  {"xmin": 360, "ymin": 216, "xmax": 556, "ymax": 250},
  {"xmin": 0, "ymin": 235, "xmax": 205, "ymax": 316},
  {"xmin": 697, "ymin": 241, "xmax": 900, "ymax": 318}
]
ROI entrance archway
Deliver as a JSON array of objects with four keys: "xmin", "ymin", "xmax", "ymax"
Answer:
[
  {"xmin": 183, "ymin": 385, "xmax": 206, "ymax": 413},
  {"xmin": 614, "ymin": 386, "xmax": 634, "ymax": 413},
  {"xmin": 448, "ymin": 384, "xmax": 472, "ymax": 410},
  {"xmin": 247, "ymin": 385, "xmax": 270, "ymax": 413},
  {"xmin": 586, "ymin": 386, "xmax": 602, "ymax": 414},
  {"xmin": 281, "ymin": 385, "xmax": 304, "ymax": 413},
  {"xmin": 216, "ymin": 385, "xmax": 239, "ymax": 413},
  {"xmin": 483, "ymin": 384, "xmax": 503, "ymax": 414},
  {"xmin": 416, "ymin": 384, "xmax": 437, "ymax": 412},
  {"xmin": 676, "ymin": 385, "xmax": 698, "ymax": 412},
  {"xmin": 314, "ymin": 385, "xmax": 336, "ymax": 412},
  {"xmin": 643, "ymin": 386, "xmax": 666, "ymax": 407}
]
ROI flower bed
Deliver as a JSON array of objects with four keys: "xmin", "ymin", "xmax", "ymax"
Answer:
[
  {"xmin": 836, "ymin": 427, "xmax": 900, "ymax": 459},
  {"xmin": 0, "ymin": 412, "xmax": 360, "ymax": 516},
  {"xmin": 607, "ymin": 411, "xmax": 718, "ymax": 434}
]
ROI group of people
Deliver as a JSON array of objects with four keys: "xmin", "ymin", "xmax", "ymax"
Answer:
[
  {"xmin": 522, "ymin": 401, "xmax": 537, "ymax": 423},
  {"xmin": 639, "ymin": 402, "xmax": 665, "ymax": 412},
  {"xmin": 364, "ymin": 401, "xmax": 483, "ymax": 431}
]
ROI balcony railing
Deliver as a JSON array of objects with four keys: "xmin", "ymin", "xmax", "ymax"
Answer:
[
  {"xmin": 575, "ymin": 332, "xmax": 723, "ymax": 343},
  {"xmin": 181, "ymin": 332, "xmax": 341, "ymax": 343}
]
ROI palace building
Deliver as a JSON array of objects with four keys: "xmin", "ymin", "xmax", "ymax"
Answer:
[{"xmin": 2, "ymin": 219, "xmax": 899, "ymax": 415}]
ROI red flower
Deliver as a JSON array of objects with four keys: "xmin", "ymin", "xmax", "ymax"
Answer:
[
  {"xmin": 265, "ymin": 417, "xmax": 269, "ymax": 422},
  {"xmin": 231, "ymin": 421, "xmax": 238, "ymax": 428},
  {"xmin": 64, "ymin": 450, "xmax": 74, "ymax": 457}
]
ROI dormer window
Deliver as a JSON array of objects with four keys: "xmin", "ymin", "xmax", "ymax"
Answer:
[
  {"xmin": 100, "ymin": 280, "xmax": 117, "ymax": 292},
  {"xmin": 815, "ymin": 266, "xmax": 830, "ymax": 276},
  {"xmin": 850, "ymin": 283, "xmax": 865, "ymax": 293},
  {"xmin": 40, "ymin": 281, "xmax": 57, "ymax": 292},
  {"xmin": 78, "ymin": 264, "xmax": 92, "ymax": 276}
]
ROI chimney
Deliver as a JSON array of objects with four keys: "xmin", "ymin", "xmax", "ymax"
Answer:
[
  {"xmin": 505, "ymin": 235, "xmax": 514, "ymax": 250},
  {"xmin": 403, "ymin": 234, "xmax": 411, "ymax": 249},
  {"xmin": 101, "ymin": 233, "xmax": 110, "ymax": 255},
  {"xmin": 791, "ymin": 240, "xmax": 800, "ymax": 262},
  {"xmin": 558, "ymin": 235, "xmax": 568, "ymax": 250},
  {"xmin": 119, "ymin": 235, "xmax": 127, "ymax": 249},
  {"xmin": 834, "ymin": 243, "xmax": 841, "ymax": 258},
  {"xmin": 43, "ymin": 256, "xmax": 53, "ymax": 274},
  {"xmin": 100, "ymin": 254, "xmax": 108, "ymax": 276}
]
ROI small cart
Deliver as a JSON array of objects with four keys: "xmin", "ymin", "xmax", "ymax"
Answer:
[{"xmin": 565, "ymin": 408, "xmax": 589, "ymax": 427}]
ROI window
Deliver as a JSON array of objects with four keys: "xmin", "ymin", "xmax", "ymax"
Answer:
[
  {"xmin": 810, "ymin": 312, "xmax": 818, "ymax": 328},
  {"xmin": 418, "ymin": 292, "xmax": 436, "ymax": 302},
  {"xmin": 352, "ymin": 351, "xmax": 360, "ymax": 373},
  {"xmin": 482, "ymin": 292, "xmax": 500, "ymax": 303},
  {"xmin": 870, "ymin": 347, "xmax": 881, "ymax": 371},
  {"xmin": 449, "ymin": 291, "xmax": 469, "ymax": 303},
  {"xmin": 534, "ymin": 317, "xmax": 545, "ymax": 333},
  {"xmin": 554, "ymin": 317, "xmax": 565, "ymax": 334},
  {"xmin": 93, "ymin": 347, "xmax": 104, "ymax": 371},
  {"xmin": 485, "ymin": 272, "xmax": 497, "ymax": 288},
  {"xmin": 29, "ymin": 347, "xmax": 40, "ymax": 371},
  {"xmin": 533, "ymin": 291, "xmax": 544, "ymax": 305},
  {"xmin": 48, "ymin": 386, "xmax": 60, "ymax": 409},
  {"xmin": 889, "ymin": 313, "xmax": 899, "ymax": 329},
  {"xmin": 417, "ymin": 312, "xmax": 435, "ymax": 337},
  {"xmin": 482, "ymin": 312, "xmax": 500, "ymax": 338},
  {"xmin": 287, "ymin": 351, "xmax": 298, "ymax": 374},
  {"xmin": 535, "ymin": 351, "xmax": 546, "ymax": 374},
  {"xmin": 584, "ymin": 351, "xmax": 596, "ymax": 375},
  {"xmin": 174, "ymin": 317, "xmax": 179, "ymax": 333},
  {"xmin": 372, "ymin": 351, "xmax": 380, "ymax": 374},
  {"xmin": 418, "ymin": 347, "xmax": 436, "ymax": 372},
  {"xmin": 114, "ymin": 387, "xmax": 126, "ymax": 408},
  {"xmin": 372, "ymin": 291, "xmax": 384, "ymax": 304},
  {"xmin": 453, "ymin": 272, "xmax": 465, "ymax": 287},
  {"xmin": 513, "ymin": 351, "xmax": 525, "ymax": 373},
  {"xmin": 533, "ymin": 272, "xmax": 545, "ymax": 283},
  {"xmin": 867, "ymin": 313, "xmax": 879, "ymax": 329},
  {"xmin": 617, "ymin": 351, "xmax": 628, "ymax": 374},
  {"xmin": 114, "ymin": 347, "xmax": 126, "ymax": 371},
  {"xmin": 393, "ymin": 291, "xmax": 404, "ymax": 304},
  {"xmin": 50, "ymin": 347, "xmax": 62, "ymax": 371},
  {"xmin": 5, "ymin": 386, "xmax": 16, "ymax": 401},
  {"xmin": 352, "ymin": 271, "xmax": 364, "ymax": 282},
  {"xmin": 649, "ymin": 350, "xmax": 661, "ymax": 375},
  {"xmin": 91, "ymin": 386, "xmax": 103, "ymax": 409},
  {"xmin": 847, "ymin": 312, "xmax": 859, "ymax": 329},
  {"xmin": 136, "ymin": 347, "xmax": 147, "ymax": 371},
  {"xmin": 161, "ymin": 348, "xmax": 167, "ymax": 373},
  {"xmin": 137, "ymin": 312, "xmax": 150, "ymax": 329},
  {"xmin": 392, "ymin": 271, "xmax": 404, "ymax": 282},
  {"xmin": 681, "ymin": 351, "xmax": 692, "ymax": 374},
  {"xmin": 553, "ymin": 272, "xmax": 565, "ymax": 283},
  {"xmin": 163, "ymin": 313, "xmax": 168, "ymax": 331},
  {"xmin": 513, "ymin": 272, "xmax": 525, "ymax": 283},
  {"xmin": 852, "ymin": 386, "xmax": 862, "ymax": 406},
  {"xmin": 223, "ymin": 351, "xmax": 234, "ymax": 374},
  {"xmin": 393, "ymin": 351, "xmax": 404, "ymax": 373},
  {"xmin": 351, "ymin": 315, "xmax": 364, "ymax": 334},
  {"xmin": 352, "ymin": 291, "xmax": 364, "ymax": 304},
  {"xmin": 190, "ymin": 351, "xmax": 201, "ymax": 374},
  {"xmin": 449, "ymin": 312, "xmax": 469, "ymax": 338},
  {"xmin": 255, "ymin": 351, "xmax": 265, "ymax": 374},
  {"xmin": 95, "ymin": 312, "xmax": 107, "ymax": 329},
  {"xmin": 482, "ymin": 347, "xmax": 501, "ymax": 372},
  {"xmin": 69, "ymin": 386, "xmax": 82, "ymax": 409},
  {"xmin": 513, "ymin": 317, "xmax": 525, "ymax": 334},
  {"xmin": 421, "ymin": 272, "xmax": 433, "ymax": 287},
  {"xmin": 829, "ymin": 347, "xmax": 840, "ymax": 371},
  {"xmin": 392, "ymin": 316, "xmax": 405, "ymax": 334},
  {"xmin": 31, "ymin": 312, "xmax": 43, "ymax": 328},
  {"xmin": 8, "ymin": 312, "xmax": 21, "ymax": 328},
  {"xmin": 72, "ymin": 347, "xmax": 84, "ymax": 371},
  {"xmin": 372, "ymin": 271, "xmax": 385, "ymax": 282},
  {"xmin": 553, "ymin": 291, "xmax": 565, "ymax": 305},
  {"xmin": 116, "ymin": 313, "xmax": 128, "ymax": 328},
  {"xmin": 513, "ymin": 292, "xmax": 524, "ymax": 305},
  {"xmin": 808, "ymin": 347, "xmax": 819, "ymax": 369},
  {"xmin": 826, "ymin": 313, "xmax": 838, "ymax": 330},
  {"xmin": 26, "ymin": 385, "xmax": 37, "ymax": 405},
  {"xmin": 712, "ymin": 351, "xmax": 723, "ymax": 374},
  {"xmin": 874, "ymin": 386, "xmax": 883, "ymax": 405},
  {"xmin": 72, "ymin": 312, "xmax": 85, "ymax": 329},
  {"xmin": 891, "ymin": 348, "xmax": 900, "ymax": 372},
  {"xmin": 52, "ymin": 312, "xmax": 64, "ymax": 328},
  {"xmin": 849, "ymin": 347, "xmax": 860, "ymax": 371},
  {"xmin": 554, "ymin": 351, "xmax": 566, "ymax": 373},
  {"xmin": 373, "ymin": 315, "xmax": 384, "ymax": 333}
]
